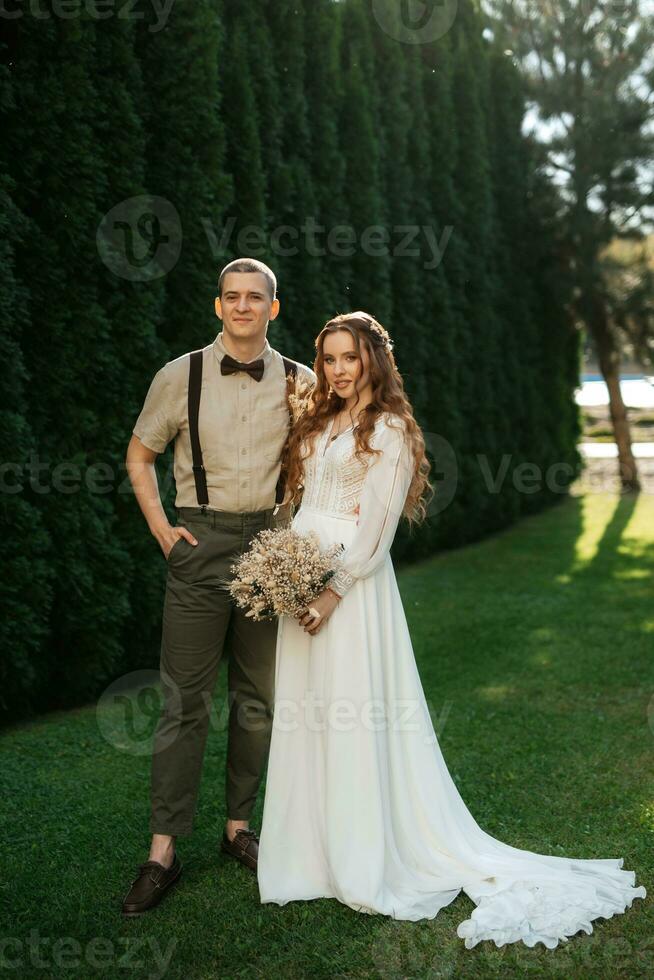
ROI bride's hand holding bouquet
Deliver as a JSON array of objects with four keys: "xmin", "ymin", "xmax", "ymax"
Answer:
[{"xmin": 225, "ymin": 526, "xmax": 343, "ymax": 636}]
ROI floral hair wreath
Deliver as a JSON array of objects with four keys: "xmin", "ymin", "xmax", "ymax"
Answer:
[{"xmin": 359, "ymin": 315, "xmax": 394, "ymax": 355}]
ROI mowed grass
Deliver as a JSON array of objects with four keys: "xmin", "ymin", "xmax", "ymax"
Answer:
[{"xmin": 1, "ymin": 492, "xmax": 652, "ymax": 979}]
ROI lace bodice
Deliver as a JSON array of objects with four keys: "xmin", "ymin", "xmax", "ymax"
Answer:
[
  {"xmin": 298, "ymin": 412, "xmax": 414, "ymax": 597},
  {"xmin": 299, "ymin": 421, "xmax": 371, "ymax": 518}
]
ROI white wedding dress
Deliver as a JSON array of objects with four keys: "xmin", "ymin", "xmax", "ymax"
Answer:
[{"xmin": 257, "ymin": 412, "xmax": 646, "ymax": 948}]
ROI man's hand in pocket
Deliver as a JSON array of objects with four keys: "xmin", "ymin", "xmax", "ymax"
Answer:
[{"xmin": 154, "ymin": 524, "xmax": 199, "ymax": 560}]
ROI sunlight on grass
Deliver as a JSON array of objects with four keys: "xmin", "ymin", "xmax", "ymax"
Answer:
[
  {"xmin": 638, "ymin": 802, "xmax": 654, "ymax": 834},
  {"xmin": 572, "ymin": 496, "xmax": 619, "ymax": 567},
  {"xmin": 571, "ymin": 493, "xmax": 654, "ymax": 573},
  {"xmin": 530, "ymin": 627, "xmax": 557, "ymax": 642},
  {"xmin": 526, "ymin": 629, "xmax": 556, "ymax": 668},
  {"xmin": 476, "ymin": 684, "xmax": 515, "ymax": 701},
  {"xmin": 621, "ymin": 498, "xmax": 654, "ymax": 544}
]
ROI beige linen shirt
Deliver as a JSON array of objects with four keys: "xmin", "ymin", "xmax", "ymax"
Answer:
[{"xmin": 133, "ymin": 331, "xmax": 317, "ymax": 513}]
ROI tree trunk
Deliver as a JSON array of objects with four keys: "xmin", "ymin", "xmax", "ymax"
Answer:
[{"xmin": 590, "ymin": 300, "xmax": 641, "ymax": 493}]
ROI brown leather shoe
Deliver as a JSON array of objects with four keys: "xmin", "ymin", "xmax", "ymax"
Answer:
[
  {"xmin": 121, "ymin": 852, "xmax": 182, "ymax": 916},
  {"xmin": 220, "ymin": 828, "xmax": 259, "ymax": 872}
]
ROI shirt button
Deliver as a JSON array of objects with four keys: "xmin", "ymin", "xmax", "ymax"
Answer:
[
  {"xmin": 242, "ymin": 481, "xmax": 247, "ymax": 487},
  {"xmin": 242, "ymin": 415, "xmax": 247, "ymax": 422},
  {"xmin": 241, "ymin": 382, "xmax": 247, "ymax": 390},
  {"xmin": 241, "ymin": 448, "xmax": 247, "ymax": 455}
]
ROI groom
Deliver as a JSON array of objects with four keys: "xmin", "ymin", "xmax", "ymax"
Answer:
[{"xmin": 122, "ymin": 258, "xmax": 317, "ymax": 915}]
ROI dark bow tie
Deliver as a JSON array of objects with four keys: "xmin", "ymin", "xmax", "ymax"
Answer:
[{"xmin": 220, "ymin": 352, "xmax": 265, "ymax": 382}]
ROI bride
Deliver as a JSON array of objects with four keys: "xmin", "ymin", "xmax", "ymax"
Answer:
[{"xmin": 257, "ymin": 311, "xmax": 646, "ymax": 948}]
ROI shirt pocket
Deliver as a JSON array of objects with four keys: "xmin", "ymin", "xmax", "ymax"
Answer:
[
  {"xmin": 262, "ymin": 406, "xmax": 291, "ymax": 462},
  {"xmin": 198, "ymin": 414, "xmax": 236, "ymax": 481}
]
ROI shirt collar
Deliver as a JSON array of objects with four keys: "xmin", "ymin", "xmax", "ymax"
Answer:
[{"xmin": 213, "ymin": 330, "xmax": 272, "ymax": 367}]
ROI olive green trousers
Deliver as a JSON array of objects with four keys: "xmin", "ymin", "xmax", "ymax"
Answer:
[{"xmin": 149, "ymin": 503, "xmax": 290, "ymax": 836}]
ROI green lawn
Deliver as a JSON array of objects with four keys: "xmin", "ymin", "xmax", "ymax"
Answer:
[{"xmin": 1, "ymin": 492, "xmax": 652, "ymax": 979}]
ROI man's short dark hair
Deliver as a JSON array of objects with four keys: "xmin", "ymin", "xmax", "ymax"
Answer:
[{"xmin": 217, "ymin": 258, "xmax": 277, "ymax": 301}]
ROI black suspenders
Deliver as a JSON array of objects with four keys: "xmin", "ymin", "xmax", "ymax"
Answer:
[
  {"xmin": 187, "ymin": 349, "xmax": 298, "ymax": 511},
  {"xmin": 188, "ymin": 350, "xmax": 208, "ymax": 506}
]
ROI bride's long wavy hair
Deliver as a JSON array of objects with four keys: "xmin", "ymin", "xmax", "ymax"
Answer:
[{"xmin": 282, "ymin": 312, "xmax": 433, "ymax": 526}]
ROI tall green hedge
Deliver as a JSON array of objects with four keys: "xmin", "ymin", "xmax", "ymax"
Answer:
[{"xmin": 0, "ymin": 0, "xmax": 581, "ymax": 722}]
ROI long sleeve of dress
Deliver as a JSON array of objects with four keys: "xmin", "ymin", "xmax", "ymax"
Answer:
[{"xmin": 328, "ymin": 418, "xmax": 413, "ymax": 598}]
